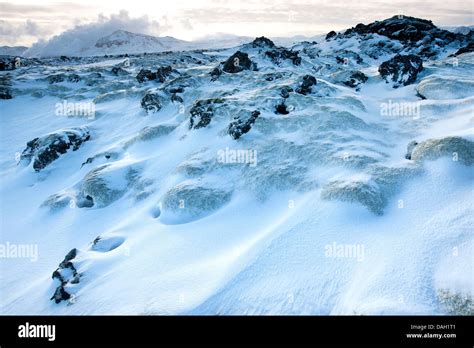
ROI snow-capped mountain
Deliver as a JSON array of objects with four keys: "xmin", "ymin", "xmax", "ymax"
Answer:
[
  {"xmin": 24, "ymin": 30, "xmax": 191, "ymax": 58},
  {"xmin": 22, "ymin": 30, "xmax": 312, "ymax": 58},
  {"xmin": 93, "ymin": 30, "xmax": 190, "ymax": 55},
  {"xmin": 1, "ymin": 15, "xmax": 473, "ymax": 315}
]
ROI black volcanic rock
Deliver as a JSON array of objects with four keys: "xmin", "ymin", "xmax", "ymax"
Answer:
[
  {"xmin": 343, "ymin": 71, "xmax": 368, "ymax": 88},
  {"xmin": 228, "ymin": 110, "xmax": 260, "ymax": 139},
  {"xmin": 326, "ymin": 31, "xmax": 337, "ymax": 40},
  {"xmin": 111, "ymin": 66, "xmax": 128, "ymax": 75},
  {"xmin": 280, "ymin": 86, "xmax": 293, "ymax": 98},
  {"xmin": 379, "ymin": 54, "xmax": 423, "ymax": 87},
  {"xmin": 296, "ymin": 75, "xmax": 317, "ymax": 95},
  {"xmin": 210, "ymin": 67, "xmax": 222, "ymax": 80},
  {"xmin": 156, "ymin": 66, "xmax": 174, "ymax": 82},
  {"xmin": 136, "ymin": 69, "xmax": 156, "ymax": 83},
  {"xmin": 47, "ymin": 74, "xmax": 65, "ymax": 84},
  {"xmin": 137, "ymin": 66, "xmax": 175, "ymax": 83},
  {"xmin": 342, "ymin": 15, "xmax": 471, "ymax": 57},
  {"xmin": 0, "ymin": 57, "xmax": 18, "ymax": 71},
  {"xmin": 141, "ymin": 93, "xmax": 162, "ymax": 113},
  {"xmin": 189, "ymin": 99, "xmax": 224, "ymax": 129},
  {"xmin": 275, "ymin": 100, "xmax": 290, "ymax": 115},
  {"xmin": 345, "ymin": 15, "xmax": 436, "ymax": 42},
  {"xmin": 251, "ymin": 36, "xmax": 276, "ymax": 48},
  {"xmin": 67, "ymin": 74, "xmax": 81, "ymax": 83},
  {"xmin": 171, "ymin": 93, "xmax": 183, "ymax": 103},
  {"xmin": 20, "ymin": 127, "xmax": 91, "ymax": 172},
  {"xmin": 223, "ymin": 51, "xmax": 254, "ymax": 73},
  {"xmin": 265, "ymin": 48, "xmax": 301, "ymax": 65},
  {"xmin": 453, "ymin": 42, "xmax": 474, "ymax": 56},
  {"xmin": 50, "ymin": 248, "xmax": 79, "ymax": 304},
  {"xmin": 0, "ymin": 86, "xmax": 12, "ymax": 99}
]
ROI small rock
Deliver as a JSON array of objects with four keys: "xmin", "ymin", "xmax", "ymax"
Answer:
[
  {"xmin": 326, "ymin": 31, "xmax": 337, "ymax": 40},
  {"xmin": 379, "ymin": 54, "xmax": 423, "ymax": 88},
  {"xmin": 20, "ymin": 127, "xmax": 91, "ymax": 172},
  {"xmin": 296, "ymin": 75, "xmax": 317, "ymax": 95},
  {"xmin": 223, "ymin": 51, "xmax": 254, "ymax": 73},
  {"xmin": 136, "ymin": 69, "xmax": 157, "ymax": 83},
  {"xmin": 251, "ymin": 36, "xmax": 276, "ymax": 48},
  {"xmin": 141, "ymin": 93, "xmax": 162, "ymax": 113},
  {"xmin": 228, "ymin": 110, "xmax": 260, "ymax": 139}
]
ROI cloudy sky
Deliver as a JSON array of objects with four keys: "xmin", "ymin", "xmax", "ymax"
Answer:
[{"xmin": 1, "ymin": 0, "xmax": 473, "ymax": 46}]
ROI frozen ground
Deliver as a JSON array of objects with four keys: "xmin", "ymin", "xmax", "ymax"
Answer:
[{"xmin": 0, "ymin": 16, "xmax": 473, "ymax": 315}]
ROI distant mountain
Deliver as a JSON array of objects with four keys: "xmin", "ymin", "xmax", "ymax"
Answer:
[
  {"xmin": 23, "ymin": 29, "xmax": 312, "ymax": 58},
  {"xmin": 0, "ymin": 46, "xmax": 28, "ymax": 56},
  {"xmin": 443, "ymin": 25, "xmax": 474, "ymax": 35},
  {"xmin": 24, "ymin": 30, "xmax": 191, "ymax": 57},
  {"xmin": 92, "ymin": 30, "xmax": 190, "ymax": 54}
]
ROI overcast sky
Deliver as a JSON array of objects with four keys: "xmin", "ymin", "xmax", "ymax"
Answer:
[{"xmin": 1, "ymin": 0, "xmax": 473, "ymax": 46}]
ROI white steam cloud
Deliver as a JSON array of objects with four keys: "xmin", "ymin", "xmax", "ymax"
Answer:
[{"xmin": 25, "ymin": 10, "xmax": 166, "ymax": 57}]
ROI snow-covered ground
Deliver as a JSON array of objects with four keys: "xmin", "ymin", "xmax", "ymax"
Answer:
[{"xmin": 0, "ymin": 16, "xmax": 473, "ymax": 315}]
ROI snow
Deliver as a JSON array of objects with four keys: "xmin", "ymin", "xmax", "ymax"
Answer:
[{"xmin": 0, "ymin": 25, "xmax": 473, "ymax": 315}]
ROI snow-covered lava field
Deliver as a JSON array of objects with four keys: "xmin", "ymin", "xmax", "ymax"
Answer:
[{"xmin": 0, "ymin": 15, "xmax": 473, "ymax": 315}]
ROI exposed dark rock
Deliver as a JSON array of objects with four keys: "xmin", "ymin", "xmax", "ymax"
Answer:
[
  {"xmin": 59, "ymin": 248, "xmax": 78, "ymax": 268},
  {"xmin": 20, "ymin": 127, "xmax": 91, "ymax": 172},
  {"xmin": 136, "ymin": 69, "xmax": 156, "ymax": 83},
  {"xmin": 345, "ymin": 15, "xmax": 436, "ymax": 42},
  {"xmin": 156, "ymin": 66, "xmax": 174, "ymax": 83},
  {"xmin": 378, "ymin": 54, "xmax": 423, "ymax": 87},
  {"xmin": 0, "ymin": 86, "xmax": 12, "ymax": 99},
  {"xmin": 280, "ymin": 86, "xmax": 293, "ymax": 98},
  {"xmin": 50, "ymin": 248, "xmax": 79, "ymax": 304},
  {"xmin": 47, "ymin": 74, "xmax": 65, "ymax": 84},
  {"xmin": 326, "ymin": 31, "xmax": 337, "ymax": 40},
  {"xmin": 228, "ymin": 110, "xmax": 260, "ymax": 139},
  {"xmin": 169, "ymin": 86, "xmax": 184, "ymax": 94},
  {"xmin": 0, "ymin": 57, "xmax": 18, "ymax": 71},
  {"xmin": 171, "ymin": 93, "xmax": 183, "ymax": 103},
  {"xmin": 67, "ymin": 74, "xmax": 80, "ymax": 83},
  {"xmin": 251, "ymin": 36, "xmax": 276, "ymax": 48},
  {"xmin": 223, "ymin": 51, "xmax": 254, "ymax": 73},
  {"xmin": 210, "ymin": 67, "xmax": 222, "ymax": 80},
  {"xmin": 342, "ymin": 71, "xmax": 368, "ymax": 88},
  {"xmin": 265, "ymin": 48, "xmax": 301, "ymax": 65},
  {"xmin": 453, "ymin": 42, "xmax": 474, "ymax": 56},
  {"xmin": 189, "ymin": 99, "xmax": 224, "ymax": 129},
  {"xmin": 46, "ymin": 73, "xmax": 80, "ymax": 84},
  {"xmin": 111, "ymin": 66, "xmax": 127, "ymax": 75},
  {"xmin": 50, "ymin": 285, "xmax": 71, "ymax": 304},
  {"xmin": 137, "ymin": 66, "xmax": 177, "ymax": 83},
  {"xmin": 342, "ymin": 15, "xmax": 470, "ymax": 57},
  {"xmin": 264, "ymin": 72, "xmax": 283, "ymax": 81},
  {"xmin": 141, "ymin": 93, "xmax": 162, "ymax": 113},
  {"xmin": 296, "ymin": 75, "xmax": 317, "ymax": 95},
  {"xmin": 275, "ymin": 100, "xmax": 290, "ymax": 115}
]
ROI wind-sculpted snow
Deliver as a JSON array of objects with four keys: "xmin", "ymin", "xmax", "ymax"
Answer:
[
  {"xmin": 160, "ymin": 180, "xmax": 233, "ymax": 224},
  {"xmin": 1, "ymin": 16, "xmax": 473, "ymax": 315}
]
